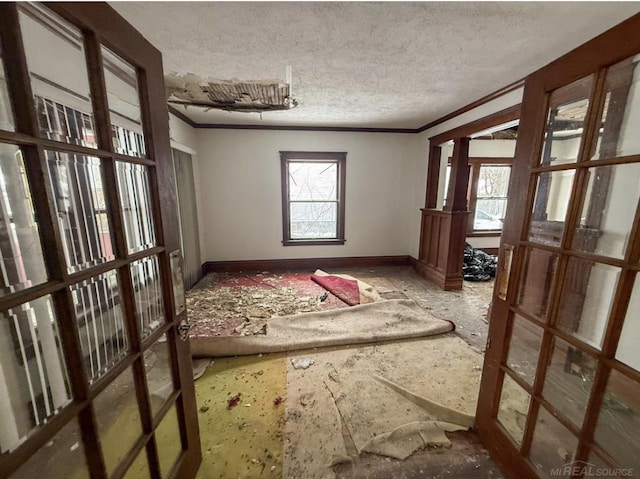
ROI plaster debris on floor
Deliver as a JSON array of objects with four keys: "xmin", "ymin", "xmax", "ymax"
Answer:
[
  {"xmin": 193, "ymin": 335, "xmax": 504, "ymax": 479},
  {"xmin": 186, "ymin": 270, "xmax": 387, "ymax": 341},
  {"xmin": 186, "ymin": 273, "xmax": 330, "ymax": 338},
  {"xmin": 189, "ymin": 266, "xmax": 504, "ymax": 478}
]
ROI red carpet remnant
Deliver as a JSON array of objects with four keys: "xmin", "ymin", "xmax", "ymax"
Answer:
[{"xmin": 310, "ymin": 274, "xmax": 360, "ymax": 306}]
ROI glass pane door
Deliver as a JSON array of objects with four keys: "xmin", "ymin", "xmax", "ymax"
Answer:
[
  {"xmin": 477, "ymin": 18, "xmax": 640, "ymax": 479},
  {"xmin": 0, "ymin": 3, "xmax": 200, "ymax": 478}
]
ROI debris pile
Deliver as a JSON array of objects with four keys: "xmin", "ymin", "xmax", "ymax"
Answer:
[
  {"xmin": 290, "ymin": 358, "xmax": 315, "ymax": 370},
  {"xmin": 227, "ymin": 393, "xmax": 242, "ymax": 409},
  {"xmin": 462, "ymin": 244, "xmax": 497, "ymax": 282},
  {"xmin": 186, "ymin": 274, "xmax": 322, "ymax": 338}
]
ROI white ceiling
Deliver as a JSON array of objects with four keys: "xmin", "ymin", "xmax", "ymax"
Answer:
[{"xmin": 111, "ymin": 2, "xmax": 640, "ymax": 129}]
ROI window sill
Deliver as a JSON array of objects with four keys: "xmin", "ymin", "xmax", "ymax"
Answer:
[
  {"xmin": 283, "ymin": 239, "xmax": 346, "ymax": 246},
  {"xmin": 467, "ymin": 231, "xmax": 502, "ymax": 237}
]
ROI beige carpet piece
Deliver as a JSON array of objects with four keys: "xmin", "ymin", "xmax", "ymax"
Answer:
[
  {"xmin": 372, "ymin": 375, "xmax": 475, "ymax": 428},
  {"xmin": 360, "ymin": 421, "xmax": 467, "ymax": 460},
  {"xmin": 191, "ymin": 299, "xmax": 454, "ymax": 357},
  {"xmin": 282, "ymin": 360, "xmax": 349, "ymax": 479},
  {"xmin": 282, "ymin": 335, "xmax": 484, "ymax": 478},
  {"xmin": 325, "ymin": 372, "xmax": 435, "ymax": 452}
]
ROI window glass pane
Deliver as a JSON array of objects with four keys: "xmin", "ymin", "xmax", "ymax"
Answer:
[
  {"xmin": 0, "ymin": 295, "xmax": 71, "ymax": 453},
  {"xmin": 155, "ymin": 404, "xmax": 182, "ymax": 478},
  {"xmin": 116, "ymin": 161, "xmax": 156, "ymax": 254},
  {"xmin": 592, "ymin": 55, "xmax": 640, "ymax": 161},
  {"xmin": 516, "ymin": 248, "xmax": 559, "ymax": 321},
  {"xmin": 0, "ymin": 143, "xmax": 48, "ymax": 295},
  {"xmin": 497, "ymin": 373, "xmax": 531, "ymax": 446},
  {"xmin": 474, "ymin": 200, "xmax": 506, "ymax": 230},
  {"xmin": 11, "ymin": 419, "xmax": 88, "ymax": 479},
  {"xmin": 587, "ymin": 451, "xmax": 620, "ymax": 476},
  {"xmin": 290, "ymin": 202, "xmax": 337, "ymax": 239},
  {"xmin": 528, "ymin": 170, "xmax": 576, "ymax": 247},
  {"xmin": 123, "ymin": 446, "xmax": 150, "ymax": 479},
  {"xmin": 131, "ymin": 255, "xmax": 165, "ymax": 339},
  {"xmin": 594, "ymin": 369, "xmax": 640, "ymax": 472},
  {"xmin": 442, "ymin": 164, "xmax": 451, "ymax": 209},
  {"xmin": 0, "ymin": 38, "xmax": 14, "ymax": 131},
  {"xmin": 70, "ymin": 270, "xmax": 128, "ymax": 385},
  {"xmin": 288, "ymin": 162, "xmax": 337, "ymax": 201},
  {"xmin": 542, "ymin": 337, "xmax": 596, "ymax": 429},
  {"xmin": 529, "ymin": 405, "xmax": 578, "ymax": 478},
  {"xmin": 46, "ymin": 150, "xmax": 115, "ymax": 272},
  {"xmin": 539, "ymin": 76, "xmax": 593, "ymax": 167},
  {"xmin": 617, "ymin": 274, "xmax": 640, "ymax": 372},
  {"xmin": 19, "ymin": 4, "xmax": 96, "ymax": 148},
  {"xmin": 573, "ymin": 163, "xmax": 640, "ymax": 259},
  {"xmin": 144, "ymin": 333, "xmax": 174, "ymax": 417},
  {"xmin": 555, "ymin": 258, "xmax": 620, "ymax": 350},
  {"xmin": 505, "ymin": 314, "xmax": 543, "ymax": 386},
  {"xmin": 102, "ymin": 46, "xmax": 146, "ymax": 158},
  {"xmin": 474, "ymin": 165, "xmax": 510, "ymax": 230},
  {"xmin": 94, "ymin": 366, "xmax": 143, "ymax": 476}
]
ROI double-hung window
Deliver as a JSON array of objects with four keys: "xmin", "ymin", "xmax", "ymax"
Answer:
[
  {"xmin": 443, "ymin": 157, "xmax": 512, "ymax": 233},
  {"xmin": 471, "ymin": 163, "xmax": 511, "ymax": 232},
  {"xmin": 280, "ymin": 151, "xmax": 346, "ymax": 245}
]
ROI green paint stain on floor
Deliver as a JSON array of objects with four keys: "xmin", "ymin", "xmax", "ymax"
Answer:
[{"xmin": 195, "ymin": 354, "xmax": 287, "ymax": 479}]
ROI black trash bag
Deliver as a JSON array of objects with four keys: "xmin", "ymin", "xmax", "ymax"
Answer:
[{"xmin": 462, "ymin": 243, "xmax": 498, "ymax": 282}]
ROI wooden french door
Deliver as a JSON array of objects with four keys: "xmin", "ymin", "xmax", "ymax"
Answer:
[
  {"xmin": 0, "ymin": 3, "xmax": 200, "ymax": 478},
  {"xmin": 477, "ymin": 13, "xmax": 640, "ymax": 479}
]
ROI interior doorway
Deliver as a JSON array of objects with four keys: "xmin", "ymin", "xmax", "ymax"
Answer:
[{"xmin": 416, "ymin": 104, "xmax": 520, "ymax": 291}]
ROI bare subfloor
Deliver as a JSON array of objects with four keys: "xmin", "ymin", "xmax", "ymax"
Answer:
[{"xmin": 193, "ymin": 266, "xmax": 502, "ymax": 479}]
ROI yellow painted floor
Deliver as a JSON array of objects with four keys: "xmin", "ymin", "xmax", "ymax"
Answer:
[{"xmin": 195, "ymin": 354, "xmax": 287, "ymax": 479}]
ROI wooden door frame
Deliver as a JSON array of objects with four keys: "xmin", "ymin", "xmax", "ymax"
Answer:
[
  {"xmin": 415, "ymin": 105, "xmax": 520, "ymax": 290},
  {"xmin": 0, "ymin": 3, "xmax": 200, "ymax": 477},
  {"xmin": 477, "ymin": 12, "xmax": 640, "ymax": 479}
]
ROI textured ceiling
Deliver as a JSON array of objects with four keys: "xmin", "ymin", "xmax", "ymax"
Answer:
[{"xmin": 111, "ymin": 2, "xmax": 640, "ymax": 129}]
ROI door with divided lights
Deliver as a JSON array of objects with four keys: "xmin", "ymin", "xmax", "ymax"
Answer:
[
  {"xmin": 0, "ymin": 3, "xmax": 200, "ymax": 478},
  {"xmin": 476, "ymin": 13, "xmax": 640, "ymax": 479}
]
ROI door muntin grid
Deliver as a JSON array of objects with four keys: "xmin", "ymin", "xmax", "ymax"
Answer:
[
  {"xmin": 0, "ymin": 3, "xmax": 192, "ymax": 478},
  {"xmin": 495, "ymin": 53, "xmax": 640, "ymax": 477}
]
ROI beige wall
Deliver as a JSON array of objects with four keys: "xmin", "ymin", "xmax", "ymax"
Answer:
[
  {"xmin": 181, "ymin": 89, "xmax": 524, "ymax": 263},
  {"xmin": 194, "ymin": 129, "xmax": 417, "ymax": 262}
]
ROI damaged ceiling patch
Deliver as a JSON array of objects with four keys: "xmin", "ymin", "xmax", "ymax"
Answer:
[{"xmin": 166, "ymin": 72, "xmax": 298, "ymax": 113}]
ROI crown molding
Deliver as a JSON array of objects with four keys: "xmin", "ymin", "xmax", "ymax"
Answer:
[
  {"xmin": 416, "ymin": 78, "xmax": 525, "ymax": 133},
  {"xmin": 167, "ymin": 78, "xmax": 525, "ymax": 134}
]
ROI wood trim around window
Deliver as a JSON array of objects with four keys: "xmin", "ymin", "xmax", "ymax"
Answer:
[
  {"xmin": 466, "ymin": 158, "xmax": 513, "ymax": 234},
  {"xmin": 280, "ymin": 151, "xmax": 346, "ymax": 246}
]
